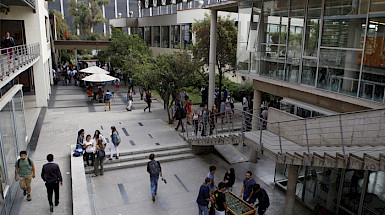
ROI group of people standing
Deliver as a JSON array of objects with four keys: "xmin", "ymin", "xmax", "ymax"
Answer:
[
  {"xmin": 76, "ymin": 126, "xmax": 121, "ymax": 177},
  {"xmin": 14, "ymin": 151, "xmax": 63, "ymax": 212},
  {"xmin": 197, "ymin": 166, "xmax": 270, "ymax": 215}
]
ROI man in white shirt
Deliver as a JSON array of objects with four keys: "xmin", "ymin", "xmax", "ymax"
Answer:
[{"xmin": 242, "ymin": 95, "xmax": 249, "ymax": 111}]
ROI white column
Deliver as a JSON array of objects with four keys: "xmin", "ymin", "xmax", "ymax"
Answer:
[
  {"xmin": 60, "ymin": 0, "xmax": 64, "ymax": 17},
  {"xmin": 34, "ymin": 60, "xmax": 48, "ymax": 107},
  {"xmin": 115, "ymin": 0, "xmax": 118, "ymax": 18},
  {"xmin": 127, "ymin": 0, "xmax": 130, "ymax": 17},
  {"xmin": 285, "ymin": 165, "xmax": 299, "ymax": 215},
  {"xmin": 250, "ymin": 88, "xmax": 262, "ymax": 163},
  {"xmin": 208, "ymin": 10, "xmax": 217, "ymax": 110},
  {"xmin": 103, "ymin": 5, "xmax": 106, "ymax": 36},
  {"xmin": 75, "ymin": 49, "xmax": 78, "ymax": 68}
]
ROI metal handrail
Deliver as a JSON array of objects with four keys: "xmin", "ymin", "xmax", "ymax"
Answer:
[{"xmin": 0, "ymin": 43, "xmax": 40, "ymax": 82}]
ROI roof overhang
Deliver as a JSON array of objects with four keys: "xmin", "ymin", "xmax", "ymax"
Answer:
[{"xmin": 203, "ymin": 1, "xmax": 238, "ymax": 12}]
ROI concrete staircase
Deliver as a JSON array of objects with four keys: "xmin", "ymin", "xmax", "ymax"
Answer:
[{"xmin": 85, "ymin": 144, "xmax": 194, "ymax": 174}]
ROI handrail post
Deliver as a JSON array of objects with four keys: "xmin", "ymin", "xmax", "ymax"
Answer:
[
  {"xmin": 259, "ymin": 117, "xmax": 263, "ymax": 154},
  {"xmin": 186, "ymin": 118, "xmax": 188, "ymax": 139},
  {"xmin": 278, "ymin": 122, "xmax": 284, "ymax": 160},
  {"xmin": 339, "ymin": 115, "xmax": 348, "ymax": 164},
  {"xmin": 304, "ymin": 119, "xmax": 311, "ymax": 160}
]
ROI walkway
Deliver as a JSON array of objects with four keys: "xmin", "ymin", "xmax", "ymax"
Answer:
[{"xmin": 15, "ymin": 81, "xmax": 311, "ymax": 214}]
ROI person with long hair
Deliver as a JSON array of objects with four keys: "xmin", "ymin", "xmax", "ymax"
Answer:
[
  {"xmin": 110, "ymin": 126, "xmax": 120, "ymax": 159},
  {"xmin": 83, "ymin": 135, "xmax": 95, "ymax": 166},
  {"xmin": 93, "ymin": 130, "xmax": 106, "ymax": 147},
  {"xmin": 223, "ymin": 168, "xmax": 235, "ymax": 191}
]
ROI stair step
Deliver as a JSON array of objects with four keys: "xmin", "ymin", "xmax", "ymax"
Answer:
[
  {"xmin": 114, "ymin": 144, "xmax": 189, "ymax": 157},
  {"xmin": 104, "ymin": 148, "xmax": 193, "ymax": 164},
  {"xmin": 85, "ymin": 153, "xmax": 195, "ymax": 173}
]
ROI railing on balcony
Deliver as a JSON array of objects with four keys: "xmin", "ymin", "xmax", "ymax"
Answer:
[{"xmin": 0, "ymin": 43, "xmax": 40, "ymax": 81}]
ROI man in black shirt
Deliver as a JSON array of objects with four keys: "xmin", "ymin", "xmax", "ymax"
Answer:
[
  {"xmin": 41, "ymin": 154, "xmax": 63, "ymax": 212},
  {"xmin": 214, "ymin": 182, "xmax": 228, "ymax": 215},
  {"xmin": 250, "ymin": 184, "xmax": 270, "ymax": 215}
]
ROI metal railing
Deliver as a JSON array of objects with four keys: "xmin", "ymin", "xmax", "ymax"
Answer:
[
  {"xmin": 0, "ymin": 43, "xmax": 40, "ymax": 81},
  {"xmin": 177, "ymin": 107, "xmax": 385, "ymax": 162}
]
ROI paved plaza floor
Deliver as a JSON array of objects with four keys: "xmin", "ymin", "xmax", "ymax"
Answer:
[{"xmin": 14, "ymin": 82, "xmax": 311, "ymax": 215}]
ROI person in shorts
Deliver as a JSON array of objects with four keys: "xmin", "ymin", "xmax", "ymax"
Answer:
[
  {"xmin": 114, "ymin": 78, "xmax": 120, "ymax": 93},
  {"xmin": 15, "ymin": 151, "xmax": 35, "ymax": 201},
  {"xmin": 104, "ymin": 90, "xmax": 112, "ymax": 111}
]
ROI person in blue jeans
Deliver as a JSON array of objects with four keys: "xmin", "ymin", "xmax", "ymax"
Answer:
[
  {"xmin": 206, "ymin": 166, "xmax": 216, "ymax": 194},
  {"xmin": 196, "ymin": 178, "xmax": 213, "ymax": 215},
  {"xmin": 240, "ymin": 171, "xmax": 256, "ymax": 203},
  {"xmin": 147, "ymin": 153, "xmax": 162, "ymax": 201}
]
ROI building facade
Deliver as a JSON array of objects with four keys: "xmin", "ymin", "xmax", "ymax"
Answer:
[{"xmin": 0, "ymin": 0, "xmax": 53, "ymax": 213}]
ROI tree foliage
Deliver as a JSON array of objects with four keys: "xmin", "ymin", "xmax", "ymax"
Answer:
[
  {"xmin": 191, "ymin": 14, "xmax": 237, "ymax": 106},
  {"xmin": 50, "ymin": 10, "xmax": 78, "ymax": 40},
  {"xmin": 68, "ymin": 0, "xmax": 109, "ymax": 39}
]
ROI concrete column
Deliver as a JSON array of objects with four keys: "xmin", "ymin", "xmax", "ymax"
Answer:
[
  {"xmin": 285, "ymin": 165, "xmax": 299, "ymax": 215},
  {"xmin": 102, "ymin": 5, "xmax": 106, "ymax": 36},
  {"xmin": 34, "ymin": 60, "xmax": 48, "ymax": 107},
  {"xmin": 115, "ymin": 0, "xmax": 118, "ymax": 18},
  {"xmin": 60, "ymin": 0, "xmax": 64, "ymax": 17},
  {"xmin": 250, "ymin": 88, "xmax": 262, "ymax": 163},
  {"xmin": 208, "ymin": 10, "xmax": 217, "ymax": 110},
  {"xmin": 74, "ymin": 49, "xmax": 78, "ymax": 68}
]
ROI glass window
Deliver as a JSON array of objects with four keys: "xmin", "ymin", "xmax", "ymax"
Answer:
[
  {"xmin": 287, "ymin": 0, "xmax": 305, "ymax": 72},
  {"xmin": 360, "ymin": 17, "xmax": 385, "ymax": 103},
  {"xmin": 340, "ymin": 170, "xmax": 365, "ymax": 214},
  {"xmin": 0, "ymin": 102, "xmax": 17, "ymax": 196},
  {"xmin": 237, "ymin": 1, "xmax": 253, "ymax": 72},
  {"xmin": 324, "ymin": 0, "xmax": 369, "ymax": 16},
  {"xmin": 181, "ymin": 24, "xmax": 192, "ymax": 49},
  {"xmin": 318, "ymin": 49, "xmax": 361, "ymax": 96},
  {"xmin": 171, "ymin": 25, "xmax": 180, "ymax": 48},
  {"xmin": 260, "ymin": 44, "xmax": 285, "ymax": 80},
  {"xmin": 13, "ymin": 91, "xmax": 27, "ymax": 151},
  {"xmin": 161, "ymin": 26, "xmax": 169, "ymax": 48},
  {"xmin": 370, "ymin": 0, "xmax": 385, "ymax": 12},
  {"xmin": 137, "ymin": 27, "xmax": 144, "ymax": 40},
  {"xmin": 301, "ymin": 58, "xmax": 317, "ymax": 86},
  {"xmin": 153, "ymin": 26, "xmax": 160, "ymax": 47},
  {"xmin": 144, "ymin": 27, "xmax": 152, "ymax": 46},
  {"xmin": 363, "ymin": 171, "xmax": 385, "ymax": 215},
  {"xmin": 321, "ymin": 18, "xmax": 366, "ymax": 49},
  {"xmin": 304, "ymin": 0, "xmax": 321, "ymax": 57},
  {"xmin": 263, "ymin": 0, "xmax": 289, "ymax": 45}
]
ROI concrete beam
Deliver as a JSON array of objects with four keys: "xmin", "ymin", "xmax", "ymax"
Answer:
[{"xmin": 208, "ymin": 10, "xmax": 217, "ymax": 110}]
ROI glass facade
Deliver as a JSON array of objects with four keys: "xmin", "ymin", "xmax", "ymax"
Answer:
[
  {"xmin": 170, "ymin": 25, "xmax": 180, "ymax": 48},
  {"xmin": 0, "ymin": 87, "xmax": 28, "ymax": 214},
  {"xmin": 161, "ymin": 26, "xmax": 170, "ymax": 48},
  {"xmin": 153, "ymin": 26, "xmax": 160, "ymax": 47},
  {"xmin": 275, "ymin": 164, "xmax": 385, "ymax": 215},
  {"xmin": 238, "ymin": 0, "xmax": 385, "ymax": 104}
]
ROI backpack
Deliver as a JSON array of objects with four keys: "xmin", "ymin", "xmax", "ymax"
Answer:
[
  {"xmin": 114, "ymin": 132, "xmax": 121, "ymax": 145},
  {"xmin": 96, "ymin": 148, "xmax": 106, "ymax": 159},
  {"xmin": 148, "ymin": 160, "xmax": 160, "ymax": 178},
  {"xmin": 182, "ymin": 108, "xmax": 187, "ymax": 118},
  {"xmin": 104, "ymin": 93, "xmax": 111, "ymax": 100},
  {"xmin": 17, "ymin": 157, "xmax": 32, "ymax": 168}
]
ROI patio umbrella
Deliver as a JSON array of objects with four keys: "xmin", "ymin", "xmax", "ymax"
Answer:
[
  {"xmin": 82, "ymin": 73, "xmax": 117, "ymax": 82},
  {"xmin": 80, "ymin": 66, "xmax": 110, "ymax": 74}
]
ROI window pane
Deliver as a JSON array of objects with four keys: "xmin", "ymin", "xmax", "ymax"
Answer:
[
  {"xmin": 340, "ymin": 170, "xmax": 365, "ymax": 214},
  {"xmin": 13, "ymin": 91, "xmax": 27, "ymax": 151},
  {"xmin": 324, "ymin": 0, "xmax": 369, "ymax": 16},
  {"xmin": 363, "ymin": 171, "xmax": 385, "ymax": 215},
  {"xmin": 153, "ymin": 26, "xmax": 160, "ymax": 47},
  {"xmin": 144, "ymin": 27, "xmax": 151, "ymax": 46},
  {"xmin": 171, "ymin": 25, "xmax": 180, "ymax": 48},
  {"xmin": 181, "ymin": 25, "xmax": 192, "ymax": 49},
  {"xmin": 237, "ymin": 1, "xmax": 252, "ymax": 72},
  {"xmin": 370, "ymin": 0, "xmax": 385, "ymax": 12},
  {"xmin": 161, "ymin": 26, "xmax": 169, "ymax": 48},
  {"xmin": 304, "ymin": 0, "xmax": 321, "ymax": 56},
  {"xmin": 260, "ymin": 44, "xmax": 285, "ymax": 80},
  {"xmin": 360, "ymin": 17, "xmax": 385, "ymax": 103},
  {"xmin": 321, "ymin": 18, "xmax": 366, "ymax": 48},
  {"xmin": 263, "ymin": 0, "xmax": 289, "ymax": 45},
  {"xmin": 318, "ymin": 49, "xmax": 361, "ymax": 96},
  {"xmin": 301, "ymin": 58, "xmax": 317, "ymax": 86}
]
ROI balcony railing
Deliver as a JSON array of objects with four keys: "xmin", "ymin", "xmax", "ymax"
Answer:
[{"xmin": 0, "ymin": 43, "xmax": 40, "ymax": 81}]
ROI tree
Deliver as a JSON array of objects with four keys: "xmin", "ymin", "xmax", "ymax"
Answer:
[
  {"xmin": 192, "ymin": 14, "xmax": 237, "ymax": 107},
  {"xmin": 153, "ymin": 52, "xmax": 201, "ymax": 123},
  {"xmin": 68, "ymin": 0, "xmax": 109, "ymax": 39}
]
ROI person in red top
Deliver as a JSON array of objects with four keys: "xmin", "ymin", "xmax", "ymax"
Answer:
[{"xmin": 186, "ymin": 100, "xmax": 192, "ymax": 125}]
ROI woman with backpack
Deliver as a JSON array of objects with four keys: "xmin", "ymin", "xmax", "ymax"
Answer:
[
  {"xmin": 93, "ymin": 130, "xmax": 106, "ymax": 147},
  {"xmin": 110, "ymin": 126, "xmax": 120, "ymax": 160},
  {"xmin": 92, "ymin": 139, "xmax": 105, "ymax": 177}
]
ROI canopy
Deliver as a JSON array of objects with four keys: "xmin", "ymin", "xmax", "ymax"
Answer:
[
  {"xmin": 82, "ymin": 73, "xmax": 117, "ymax": 82},
  {"xmin": 80, "ymin": 66, "xmax": 110, "ymax": 74}
]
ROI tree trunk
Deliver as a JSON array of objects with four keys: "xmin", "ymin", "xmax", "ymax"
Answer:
[{"xmin": 165, "ymin": 95, "xmax": 173, "ymax": 124}]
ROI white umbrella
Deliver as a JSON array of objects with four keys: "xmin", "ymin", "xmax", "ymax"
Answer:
[
  {"xmin": 80, "ymin": 66, "xmax": 110, "ymax": 74},
  {"xmin": 82, "ymin": 73, "xmax": 117, "ymax": 82}
]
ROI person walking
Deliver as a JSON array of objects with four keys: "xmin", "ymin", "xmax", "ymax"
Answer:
[
  {"xmin": 92, "ymin": 139, "xmax": 105, "ymax": 177},
  {"xmin": 240, "ymin": 171, "xmax": 256, "ymax": 203},
  {"xmin": 15, "ymin": 151, "xmax": 35, "ymax": 201},
  {"xmin": 249, "ymin": 184, "xmax": 270, "ymax": 214},
  {"xmin": 1, "ymin": 32, "xmax": 16, "ymax": 62},
  {"xmin": 41, "ymin": 154, "xmax": 63, "ymax": 212},
  {"xmin": 110, "ymin": 126, "xmax": 120, "ymax": 160},
  {"xmin": 242, "ymin": 95, "xmax": 249, "ymax": 112},
  {"xmin": 200, "ymin": 105, "xmax": 210, "ymax": 136},
  {"xmin": 209, "ymin": 105, "xmax": 217, "ymax": 135},
  {"xmin": 126, "ymin": 89, "xmax": 133, "ymax": 111},
  {"xmin": 147, "ymin": 153, "xmax": 162, "ymax": 201},
  {"xmin": 213, "ymin": 182, "xmax": 228, "ymax": 215},
  {"xmin": 174, "ymin": 104, "xmax": 185, "ymax": 132},
  {"xmin": 206, "ymin": 166, "xmax": 216, "ymax": 194},
  {"xmin": 83, "ymin": 135, "xmax": 95, "ymax": 166},
  {"xmin": 104, "ymin": 90, "xmax": 112, "ymax": 111},
  {"xmin": 192, "ymin": 109, "xmax": 200, "ymax": 136},
  {"xmin": 114, "ymin": 78, "xmax": 120, "ymax": 93},
  {"xmin": 196, "ymin": 178, "xmax": 213, "ymax": 215},
  {"xmin": 223, "ymin": 168, "xmax": 235, "ymax": 191},
  {"xmin": 144, "ymin": 90, "xmax": 155, "ymax": 112}
]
